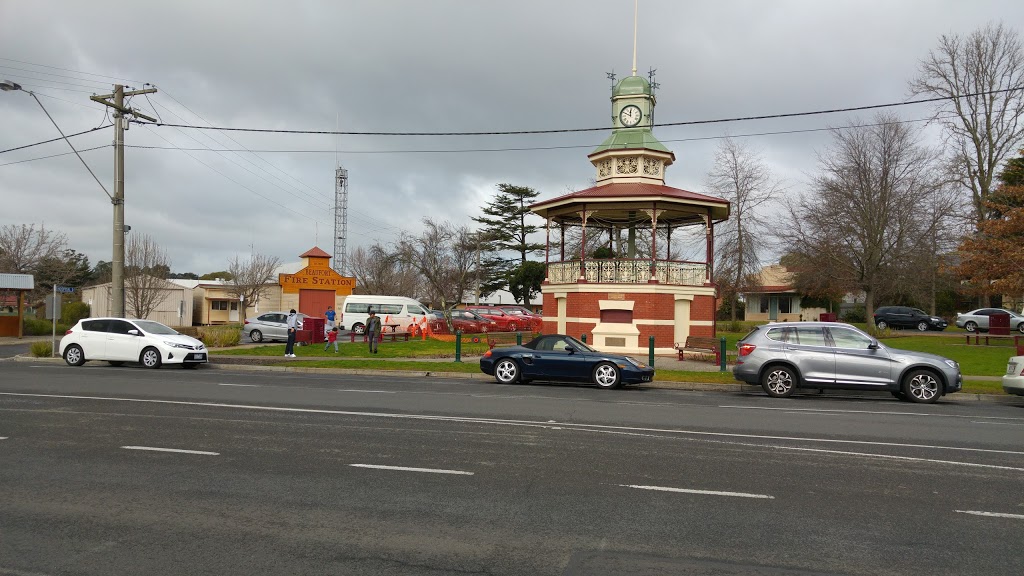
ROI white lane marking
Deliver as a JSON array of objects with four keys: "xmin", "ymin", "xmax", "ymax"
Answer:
[
  {"xmin": 336, "ymin": 389, "xmax": 396, "ymax": 394},
  {"xmin": 955, "ymin": 509, "xmax": 1024, "ymax": 520},
  {"xmin": 121, "ymin": 446, "xmax": 219, "ymax": 456},
  {"xmin": 217, "ymin": 383, "xmax": 260, "ymax": 387},
  {"xmin": 783, "ymin": 411, "xmax": 838, "ymax": 416},
  {"xmin": 970, "ymin": 420, "xmax": 1024, "ymax": 426},
  {"xmin": 5, "ymin": 392, "xmax": 1024, "ymax": 457},
  {"xmin": 721, "ymin": 404, "xmax": 1024, "ymax": 422},
  {"xmin": 751, "ymin": 444, "xmax": 1024, "ymax": 472},
  {"xmin": 350, "ymin": 463, "xmax": 473, "ymax": 475},
  {"xmin": 0, "ymin": 437, "xmax": 7, "ymax": 440},
  {"xmin": 620, "ymin": 484, "xmax": 774, "ymax": 499}
]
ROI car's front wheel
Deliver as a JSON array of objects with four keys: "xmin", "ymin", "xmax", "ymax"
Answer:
[
  {"xmin": 593, "ymin": 362, "xmax": 622, "ymax": 389},
  {"xmin": 63, "ymin": 344, "xmax": 85, "ymax": 366},
  {"xmin": 964, "ymin": 321, "xmax": 978, "ymax": 333},
  {"xmin": 1018, "ymin": 323, "xmax": 1024, "ymax": 334},
  {"xmin": 762, "ymin": 365, "xmax": 797, "ymax": 398},
  {"xmin": 493, "ymin": 358, "xmax": 520, "ymax": 384},
  {"xmin": 917, "ymin": 321, "xmax": 929, "ymax": 332},
  {"xmin": 876, "ymin": 320, "xmax": 888, "ymax": 330},
  {"xmin": 249, "ymin": 329, "xmax": 263, "ymax": 343},
  {"xmin": 140, "ymin": 347, "xmax": 162, "ymax": 369},
  {"xmin": 507, "ymin": 322, "xmax": 517, "ymax": 333},
  {"xmin": 903, "ymin": 369, "xmax": 941, "ymax": 404}
]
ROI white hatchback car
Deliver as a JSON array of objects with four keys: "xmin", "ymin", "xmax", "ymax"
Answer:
[
  {"xmin": 1003, "ymin": 355, "xmax": 1024, "ymax": 396},
  {"xmin": 60, "ymin": 317, "xmax": 208, "ymax": 369}
]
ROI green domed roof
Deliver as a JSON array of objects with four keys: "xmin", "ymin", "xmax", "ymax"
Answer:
[{"xmin": 613, "ymin": 75, "xmax": 651, "ymax": 97}]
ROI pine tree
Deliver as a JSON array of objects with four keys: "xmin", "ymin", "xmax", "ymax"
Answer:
[{"xmin": 472, "ymin": 184, "xmax": 546, "ymax": 300}]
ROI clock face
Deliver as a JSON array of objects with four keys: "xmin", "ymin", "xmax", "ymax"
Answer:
[{"xmin": 619, "ymin": 105, "xmax": 642, "ymax": 127}]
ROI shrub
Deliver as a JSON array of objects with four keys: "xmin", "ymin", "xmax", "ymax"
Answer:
[
  {"xmin": 722, "ymin": 319, "xmax": 744, "ymax": 333},
  {"xmin": 197, "ymin": 326, "xmax": 240, "ymax": 348},
  {"xmin": 23, "ymin": 317, "xmax": 68, "ymax": 336},
  {"xmin": 30, "ymin": 341, "xmax": 52, "ymax": 357},
  {"xmin": 842, "ymin": 305, "xmax": 866, "ymax": 324},
  {"xmin": 174, "ymin": 326, "xmax": 200, "ymax": 338},
  {"xmin": 60, "ymin": 301, "xmax": 90, "ymax": 326}
]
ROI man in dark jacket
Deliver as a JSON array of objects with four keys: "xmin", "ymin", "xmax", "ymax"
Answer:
[{"xmin": 365, "ymin": 309, "xmax": 382, "ymax": 354}]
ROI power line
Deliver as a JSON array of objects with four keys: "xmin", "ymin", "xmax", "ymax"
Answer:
[
  {"xmin": 0, "ymin": 125, "xmax": 113, "ymax": 154},
  {"xmin": 0, "ymin": 69, "xmax": 110, "ymax": 90},
  {"xmin": 132, "ymin": 87, "xmax": 1024, "ymax": 137},
  {"xmin": 0, "ymin": 145, "xmax": 108, "ymax": 167},
  {"xmin": 0, "ymin": 57, "xmax": 143, "ymax": 84}
]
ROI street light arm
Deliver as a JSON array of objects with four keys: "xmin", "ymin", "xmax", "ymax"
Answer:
[{"xmin": 25, "ymin": 89, "xmax": 113, "ymax": 201}]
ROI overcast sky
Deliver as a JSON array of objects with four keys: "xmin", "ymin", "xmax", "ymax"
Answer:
[{"xmin": 2, "ymin": 0, "xmax": 1022, "ymax": 275}]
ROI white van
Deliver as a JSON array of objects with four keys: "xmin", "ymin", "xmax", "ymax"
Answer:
[{"xmin": 341, "ymin": 295, "xmax": 432, "ymax": 335}]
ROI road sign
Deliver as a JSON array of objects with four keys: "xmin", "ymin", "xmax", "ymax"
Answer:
[
  {"xmin": 45, "ymin": 294, "xmax": 62, "ymax": 320},
  {"xmin": 56, "ymin": 286, "xmax": 75, "ymax": 294}
]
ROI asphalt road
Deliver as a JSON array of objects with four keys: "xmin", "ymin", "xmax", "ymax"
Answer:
[{"xmin": 2, "ymin": 362, "xmax": 1024, "ymax": 575}]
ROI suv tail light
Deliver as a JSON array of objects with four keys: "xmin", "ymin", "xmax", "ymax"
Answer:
[{"xmin": 738, "ymin": 343, "xmax": 756, "ymax": 357}]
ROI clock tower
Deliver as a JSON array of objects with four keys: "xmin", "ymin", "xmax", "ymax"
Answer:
[{"xmin": 588, "ymin": 74, "xmax": 675, "ymax": 186}]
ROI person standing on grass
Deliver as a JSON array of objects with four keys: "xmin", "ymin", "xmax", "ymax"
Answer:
[
  {"xmin": 284, "ymin": 309, "xmax": 302, "ymax": 357},
  {"xmin": 324, "ymin": 326, "xmax": 339, "ymax": 353},
  {"xmin": 324, "ymin": 305, "xmax": 336, "ymax": 338},
  {"xmin": 366, "ymin": 308, "xmax": 382, "ymax": 354}
]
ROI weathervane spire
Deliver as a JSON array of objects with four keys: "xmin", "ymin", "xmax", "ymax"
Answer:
[{"xmin": 631, "ymin": 0, "xmax": 638, "ymax": 76}]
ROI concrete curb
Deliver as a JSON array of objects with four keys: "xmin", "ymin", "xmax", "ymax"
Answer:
[{"xmin": 8, "ymin": 354, "xmax": 1021, "ymax": 403}]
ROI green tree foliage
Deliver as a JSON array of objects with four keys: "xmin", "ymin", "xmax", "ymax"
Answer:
[
  {"xmin": 472, "ymin": 184, "xmax": 545, "ymax": 299},
  {"xmin": 199, "ymin": 271, "xmax": 234, "ymax": 280},
  {"xmin": 168, "ymin": 272, "xmax": 200, "ymax": 280},
  {"xmin": 61, "ymin": 301, "xmax": 90, "ymax": 325},
  {"xmin": 507, "ymin": 261, "xmax": 546, "ymax": 306}
]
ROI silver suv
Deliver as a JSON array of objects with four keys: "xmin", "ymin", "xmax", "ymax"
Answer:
[{"xmin": 733, "ymin": 322, "xmax": 962, "ymax": 403}]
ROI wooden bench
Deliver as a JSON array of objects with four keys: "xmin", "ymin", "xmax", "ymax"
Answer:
[{"xmin": 676, "ymin": 336, "xmax": 720, "ymax": 363}]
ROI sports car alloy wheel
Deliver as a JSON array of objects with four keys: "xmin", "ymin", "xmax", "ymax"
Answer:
[
  {"xmin": 494, "ymin": 359, "xmax": 519, "ymax": 384},
  {"xmin": 593, "ymin": 363, "xmax": 621, "ymax": 389},
  {"xmin": 762, "ymin": 366, "xmax": 796, "ymax": 397}
]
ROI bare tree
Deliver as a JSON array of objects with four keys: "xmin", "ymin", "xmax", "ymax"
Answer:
[
  {"xmin": 349, "ymin": 244, "xmax": 421, "ymax": 296},
  {"xmin": 226, "ymin": 252, "xmax": 281, "ymax": 321},
  {"xmin": 778, "ymin": 114, "xmax": 955, "ymax": 321},
  {"xmin": 0, "ymin": 223, "xmax": 68, "ymax": 274},
  {"xmin": 910, "ymin": 22, "xmax": 1024, "ymax": 231},
  {"xmin": 398, "ymin": 220, "xmax": 476, "ymax": 318},
  {"xmin": 124, "ymin": 233, "xmax": 171, "ymax": 319},
  {"xmin": 705, "ymin": 137, "xmax": 783, "ymax": 320}
]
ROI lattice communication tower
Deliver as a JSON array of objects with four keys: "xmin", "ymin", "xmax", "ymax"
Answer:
[{"xmin": 333, "ymin": 166, "xmax": 349, "ymax": 275}]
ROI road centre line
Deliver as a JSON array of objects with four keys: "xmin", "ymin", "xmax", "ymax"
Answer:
[
  {"xmin": 970, "ymin": 420, "xmax": 1024, "ymax": 426},
  {"xmin": 336, "ymin": 389, "xmax": 396, "ymax": 394},
  {"xmin": 620, "ymin": 484, "xmax": 774, "ymax": 499},
  {"xmin": 217, "ymin": 383, "xmax": 261, "ymax": 387},
  {"xmin": 0, "ymin": 437, "xmax": 7, "ymax": 440},
  {"xmin": 720, "ymin": 404, "xmax": 1024, "ymax": 421},
  {"xmin": 4, "ymin": 392, "xmax": 1024, "ymax": 457},
  {"xmin": 121, "ymin": 445, "xmax": 219, "ymax": 456},
  {"xmin": 350, "ymin": 463, "xmax": 474, "ymax": 475},
  {"xmin": 955, "ymin": 509, "xmax": 1024, "ymax": 520}
]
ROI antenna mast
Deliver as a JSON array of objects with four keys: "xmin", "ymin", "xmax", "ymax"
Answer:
[{"xmin": 631, "ymin": 0, "xmax": 638, "ymax": 76}]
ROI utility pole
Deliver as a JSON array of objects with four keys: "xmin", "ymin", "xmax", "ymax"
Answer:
[{"xmin": 91, "ymin": 85, "xmax": 157, "ymax": 317}]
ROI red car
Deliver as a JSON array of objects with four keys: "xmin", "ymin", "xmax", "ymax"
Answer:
[
  {"xmin": 465, "ymin": 305, "xmax": 536, "ymax": 332},
  {"xmin": 498, "ymin": 305, "xmax": 544, "ymax": 331},
  {"xmin": 429, "ymin": 309, "xmax": 496, "ymax": 334}
]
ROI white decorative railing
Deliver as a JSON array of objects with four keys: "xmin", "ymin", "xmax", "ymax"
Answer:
[{"xmin": 546, "ymin": 260, "xmax": 707, "ymax": 286}]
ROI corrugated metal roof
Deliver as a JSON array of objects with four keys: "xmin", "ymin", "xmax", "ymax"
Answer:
[{"xmin": 0, "ymin": 273, "xmax": 34, "ymax": 290}]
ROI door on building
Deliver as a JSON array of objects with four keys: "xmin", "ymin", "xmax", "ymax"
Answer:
[
  {"xmin": 769, "ymin": 296, "xmax": 779, "ymax": 321},
  {"xmin": 299, "ymin": 289, "xmax": 335, "ymax": 320},
  {"xmin": 229, "ymin": 301, "xmax": 239, "ymax": 322}
]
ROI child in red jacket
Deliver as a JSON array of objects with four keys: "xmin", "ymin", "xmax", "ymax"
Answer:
[{"xmin": 324, "ymin": 326, "xmax": 339, "ymax": 352}]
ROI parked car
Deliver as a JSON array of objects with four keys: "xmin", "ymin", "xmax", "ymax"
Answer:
[
  {"xmin": 954, "ymin": 308, "xmax": 1024, "ymax": 333},
  {"xmin": 733, "ymin": 322, "xmax": 962, "ymax": 403},
  {"xmin": 1003, "ymin": 355, "xmax": 1024, "ymax": 396},
  {"xmin": 60, "ymin": 318, "xmax": 208, "ymax": 369},
  {"xmin": 872, "ymin": 306, "xmax": 948, "ymax": 331},
  {"xmin": 342, "ymin": 295, "xmax": 431, "ymax": 335},
  {"xmin": 243, "ymin": 311, "xmax": 308, "ymax": 343},
  {"xmin": 497, "ymin": 305, "xmax": 544, "ymax": 331},
  {"xmin": 429, "ymin": 309, "xmax": 496, "ymax": 334},
  {"xmin": 465, "ymin": 305, "xmax": 527, "ymax": 332},
  {"xmin": 480, "ymin": 334, "xmax": 654, "ymax": 389}
]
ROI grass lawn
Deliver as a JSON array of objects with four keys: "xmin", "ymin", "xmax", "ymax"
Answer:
[
  {"xmin": 215, "ymin": 337, "xmax": 496, "ymax": 359},
  {"xmin": 289, "ymin": 359, "xmax": 482, "ymax": 373}
]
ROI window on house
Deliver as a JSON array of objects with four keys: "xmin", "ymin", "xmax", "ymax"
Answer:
[
  {"xmin": 212, "ymin": 301, "xmax": 228, "ymax": 311},
  {"xmin": 779, "ymin": 296, "xmax": 792, "ymax": 314},
  {"xmin": 759, "ymin": 296, "xmax": 768, "ymax": 314}
]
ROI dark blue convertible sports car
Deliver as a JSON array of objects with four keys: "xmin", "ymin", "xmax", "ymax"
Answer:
[{"xmin": 479, "ymin": 334, "xmax": 655, "ymax": 389}]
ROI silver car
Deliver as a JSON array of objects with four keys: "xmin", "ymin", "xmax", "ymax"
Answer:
[
  {"xmin": 733, "ymin": 322, "xmax": 962, "ymax": 403},
  {"xmin": 243, "ymin": 311, "xmax": 307, "ymax": 343},
  {"xmin": 954, "ymin": 308, "xmax": 1024, "ymax": 333}
]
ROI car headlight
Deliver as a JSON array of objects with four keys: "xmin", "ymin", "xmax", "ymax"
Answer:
[
  {"xmin": 625, "ymin": 356, "xmax": 645, "ymax": 368},
  {"xmin": 164, "ymin": 341, "xmax": 193, "ymax": 349},
  {"xmin": 944, "ymin": 359, "xmax": 959, "ymax": 370}
]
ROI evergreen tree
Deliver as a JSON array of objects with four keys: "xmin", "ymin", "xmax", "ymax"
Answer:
[{"xmin": 472, "ymin": 184, "xmax": 545, "ymax": 300}]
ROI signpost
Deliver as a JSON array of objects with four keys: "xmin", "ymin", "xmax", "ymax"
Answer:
[{"xmin": 46, "ymin": 286, "xmax": 73, "ymax": 357}]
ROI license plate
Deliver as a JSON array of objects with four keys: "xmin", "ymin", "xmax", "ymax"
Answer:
[
  {"xmin": 1008, "ymin": 363, "xmax": 1017, "ymax": 375},
  {"xmin": 191, "ymin": 353, "xmax": 207, "ymax": 361}
]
